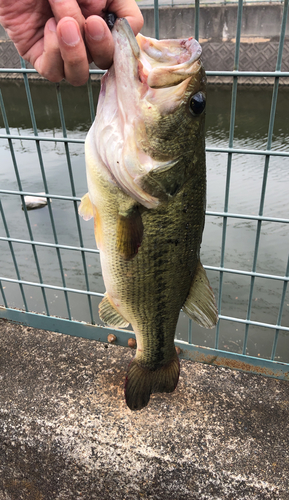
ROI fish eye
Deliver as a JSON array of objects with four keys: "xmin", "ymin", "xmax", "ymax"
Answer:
[{"xmin": 189, "ymin": 92, "xmax": 206, "ymax": 116}]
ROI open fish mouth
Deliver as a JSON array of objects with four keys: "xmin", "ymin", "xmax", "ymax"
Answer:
[
  {"xmin": 137, "ymin": 33, "xmax": 202, "ymax": 89},
  {"xmin": 114, "ymin": 18, "xmax": 202, "ymax": 89},
  {"xmin": 102, "ymin": 18, "xmax": 203, "ymax": 109}
]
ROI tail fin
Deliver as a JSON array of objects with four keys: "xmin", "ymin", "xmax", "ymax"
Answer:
[{"xmin": 125, "ymin": 356, "xmax": 180, "ymax": 411}]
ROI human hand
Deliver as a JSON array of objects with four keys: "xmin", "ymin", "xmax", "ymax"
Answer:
[{"xmin": 0, "ymin": 0, "xmax": 143, "ymax": 85}]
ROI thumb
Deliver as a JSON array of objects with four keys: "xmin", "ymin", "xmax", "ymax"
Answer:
[{"xmin": 85, "ymin": 16, "xmax": 114, "ymax": 70}]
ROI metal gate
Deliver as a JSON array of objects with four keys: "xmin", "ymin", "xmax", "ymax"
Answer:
[{"xmin": 0, "ymin": 0, "xmax": 288, "ymax": 380}]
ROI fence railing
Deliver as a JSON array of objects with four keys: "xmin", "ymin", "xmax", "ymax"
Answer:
[{"xmin": 0, "ymin": 0, "xmax": 288, "ymax": 380}]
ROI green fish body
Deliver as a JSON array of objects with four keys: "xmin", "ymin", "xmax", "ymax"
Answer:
[{"xmin": 79, "ymin": 19, "xmax": 218, "ymax": 410}]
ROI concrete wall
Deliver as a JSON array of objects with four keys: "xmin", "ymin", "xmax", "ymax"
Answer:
[
  {"xmin": 0, "ymin": 4, "xmax": 288, "ymax": 84},
  {"xmin": 141, "ymin": 4, "xmax": 289, "ymax": 84},
  {"xmin": 141, "ymin": 4, "xmax": 288, "ymax": 40}
]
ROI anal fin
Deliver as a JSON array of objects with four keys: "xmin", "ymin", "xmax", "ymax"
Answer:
[
  {"xmin": 117, "ymin": 205, "xmax": 143, "ymax": 260},
  {"xmin": 99, "ymin": 293, "xmax": 129, "ymax": 328},
  {"xmin": 183, "ymin": 261, "xmax": 218, "ymax": 328}
]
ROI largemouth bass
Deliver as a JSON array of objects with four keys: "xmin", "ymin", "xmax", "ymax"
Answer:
[{"xmin": 79, "ymin": 18, "xmax": 218, "ymax": 411}]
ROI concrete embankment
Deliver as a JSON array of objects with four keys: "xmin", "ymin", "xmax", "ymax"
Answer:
[
  {"xmin": 0, "ymin": 4, "xmax": 288, "ymax": 84},
  {"xmin": 0, "ymin": 319, "xmax": 289, "ymax": 499}
]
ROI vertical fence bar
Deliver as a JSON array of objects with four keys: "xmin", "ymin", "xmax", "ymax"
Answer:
[
  {"xmin": 87, "ymin": 74, "xmax": 96, "ymax": 124},
  {"xmin": 20, "ymin": 58, "xmax": 72, "ymax": 319},
  {"xmin": 194, "ymin": 0, "xmax": 200, "ymax": 41},
  {"xmin": 188, "ymin": 319, "xmax": 193, "ymax": 344},
  {"xmin": 0, "ymin": 281, "xmax": 8, "ymax": 308},
  {"xmin": 0, "ymin": 89, "xmax": 50, "ymax": 315},
  {"xmin": 187, "ymin": 0, "xmax": 201, "ymax": 345},
  {"xmin": 0, "ymin": 199, "xmax": 28, "ymax": 311},
  {"xmin": 215, "ymin": 0, "xmax": 243, "ymax": 349},
  {"xmin": 271, "ymin": 254, "xmax": 289, "ymax": 360},
  {"xmin": 154, "ymin": 0, "xmax": 159, "ymax": 39},
  {"xmin": 55, "ymin": 83, "xmax": 95, "ymax": 324},
  {"xmin": 243, "ymin": 0, "xmax": 289, "ymax": 354}
]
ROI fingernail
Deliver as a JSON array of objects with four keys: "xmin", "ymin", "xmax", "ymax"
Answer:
[
  {"xmin": 60, "ymin": 21, "xmax": 80, "ymax": 46},
  {"xmin": 47, "ymin": 18, "xmax": 57, "ymax": 33},
  {"xmin": 86, "ymin": 19, "xmax": 105, "ymax": 41}
]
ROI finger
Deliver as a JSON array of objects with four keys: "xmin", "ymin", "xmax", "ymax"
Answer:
[
  {"xmin": 85, "ymin": 16, "xmax": 114, "ymax": 70},
  {"xmin": 107, "ymin": 0, "xmax": 144, "ymax": 35},
  {"xmin": 48, "ymin": 0, "xmax": 85, "ymax": 35},
  {"xmin": 33, "ymin": 18, "xmax": 65, "ymax": 83},
  {"xmin": 78, "ymin": 0, "xmax": 144, "ymax": 35},
  {"xmin": 77, "ymin": 0, "xmax": 107, "ymax": 19},
  {"xmin": 57, "ymin": 17, "xmax": 89, "ymax": 86}
]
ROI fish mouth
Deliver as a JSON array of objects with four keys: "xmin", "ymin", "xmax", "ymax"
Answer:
[
  {"xmin": 113, "ymin": 18, "xmax": 202, "ymax": 90},
  {"xmin": 137, "ymin": 33, "xmax": 202, "ymax": 89}
]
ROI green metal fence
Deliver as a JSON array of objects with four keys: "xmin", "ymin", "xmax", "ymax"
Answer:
[{"xmin": 0, "ymin": 0, "xmax": 288, "ymax": 380}]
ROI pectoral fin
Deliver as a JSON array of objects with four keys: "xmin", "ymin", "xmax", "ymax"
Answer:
[
  {"xmin": 78, "ymin": 192, "xmax": 94, "ymax": 221},
  {"xmin": 99, "ymin": 293, "xmax": 129, "ymax": 328},
  {"xmin": 183, "ymin": 261, "xmax": 218, "ymax": 328},
  {"xmin": 117, "ymin": 205, "xmax": 144, "ymax": 260}
]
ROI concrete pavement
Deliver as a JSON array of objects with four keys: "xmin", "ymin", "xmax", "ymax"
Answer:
[{"xmin": 0, "ymin": 318, "xmax": 288, "ymax": 499}]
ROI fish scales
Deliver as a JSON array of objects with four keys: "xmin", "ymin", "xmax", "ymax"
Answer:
[
  {"xmin": 79, "ymin": 19, "xmax": 218, "ymax": 410},
  {"xmin": 111, "ymin": 176, "xmax": 205, "ymax": 357}
]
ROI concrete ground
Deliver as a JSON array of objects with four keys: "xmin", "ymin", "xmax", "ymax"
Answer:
[{"xmin": 0, "ymin": 318, "xmax": 288, "ymax": 500}]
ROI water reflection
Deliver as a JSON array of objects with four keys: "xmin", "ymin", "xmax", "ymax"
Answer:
[{"xmin": 0, "ymin": 80, "xmax": 288, "ymax": 361}]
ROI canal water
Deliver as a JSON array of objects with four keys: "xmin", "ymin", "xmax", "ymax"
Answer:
[{"xmin": 0, "ymin": 80, "xmax": 288, "ymax": 361}]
